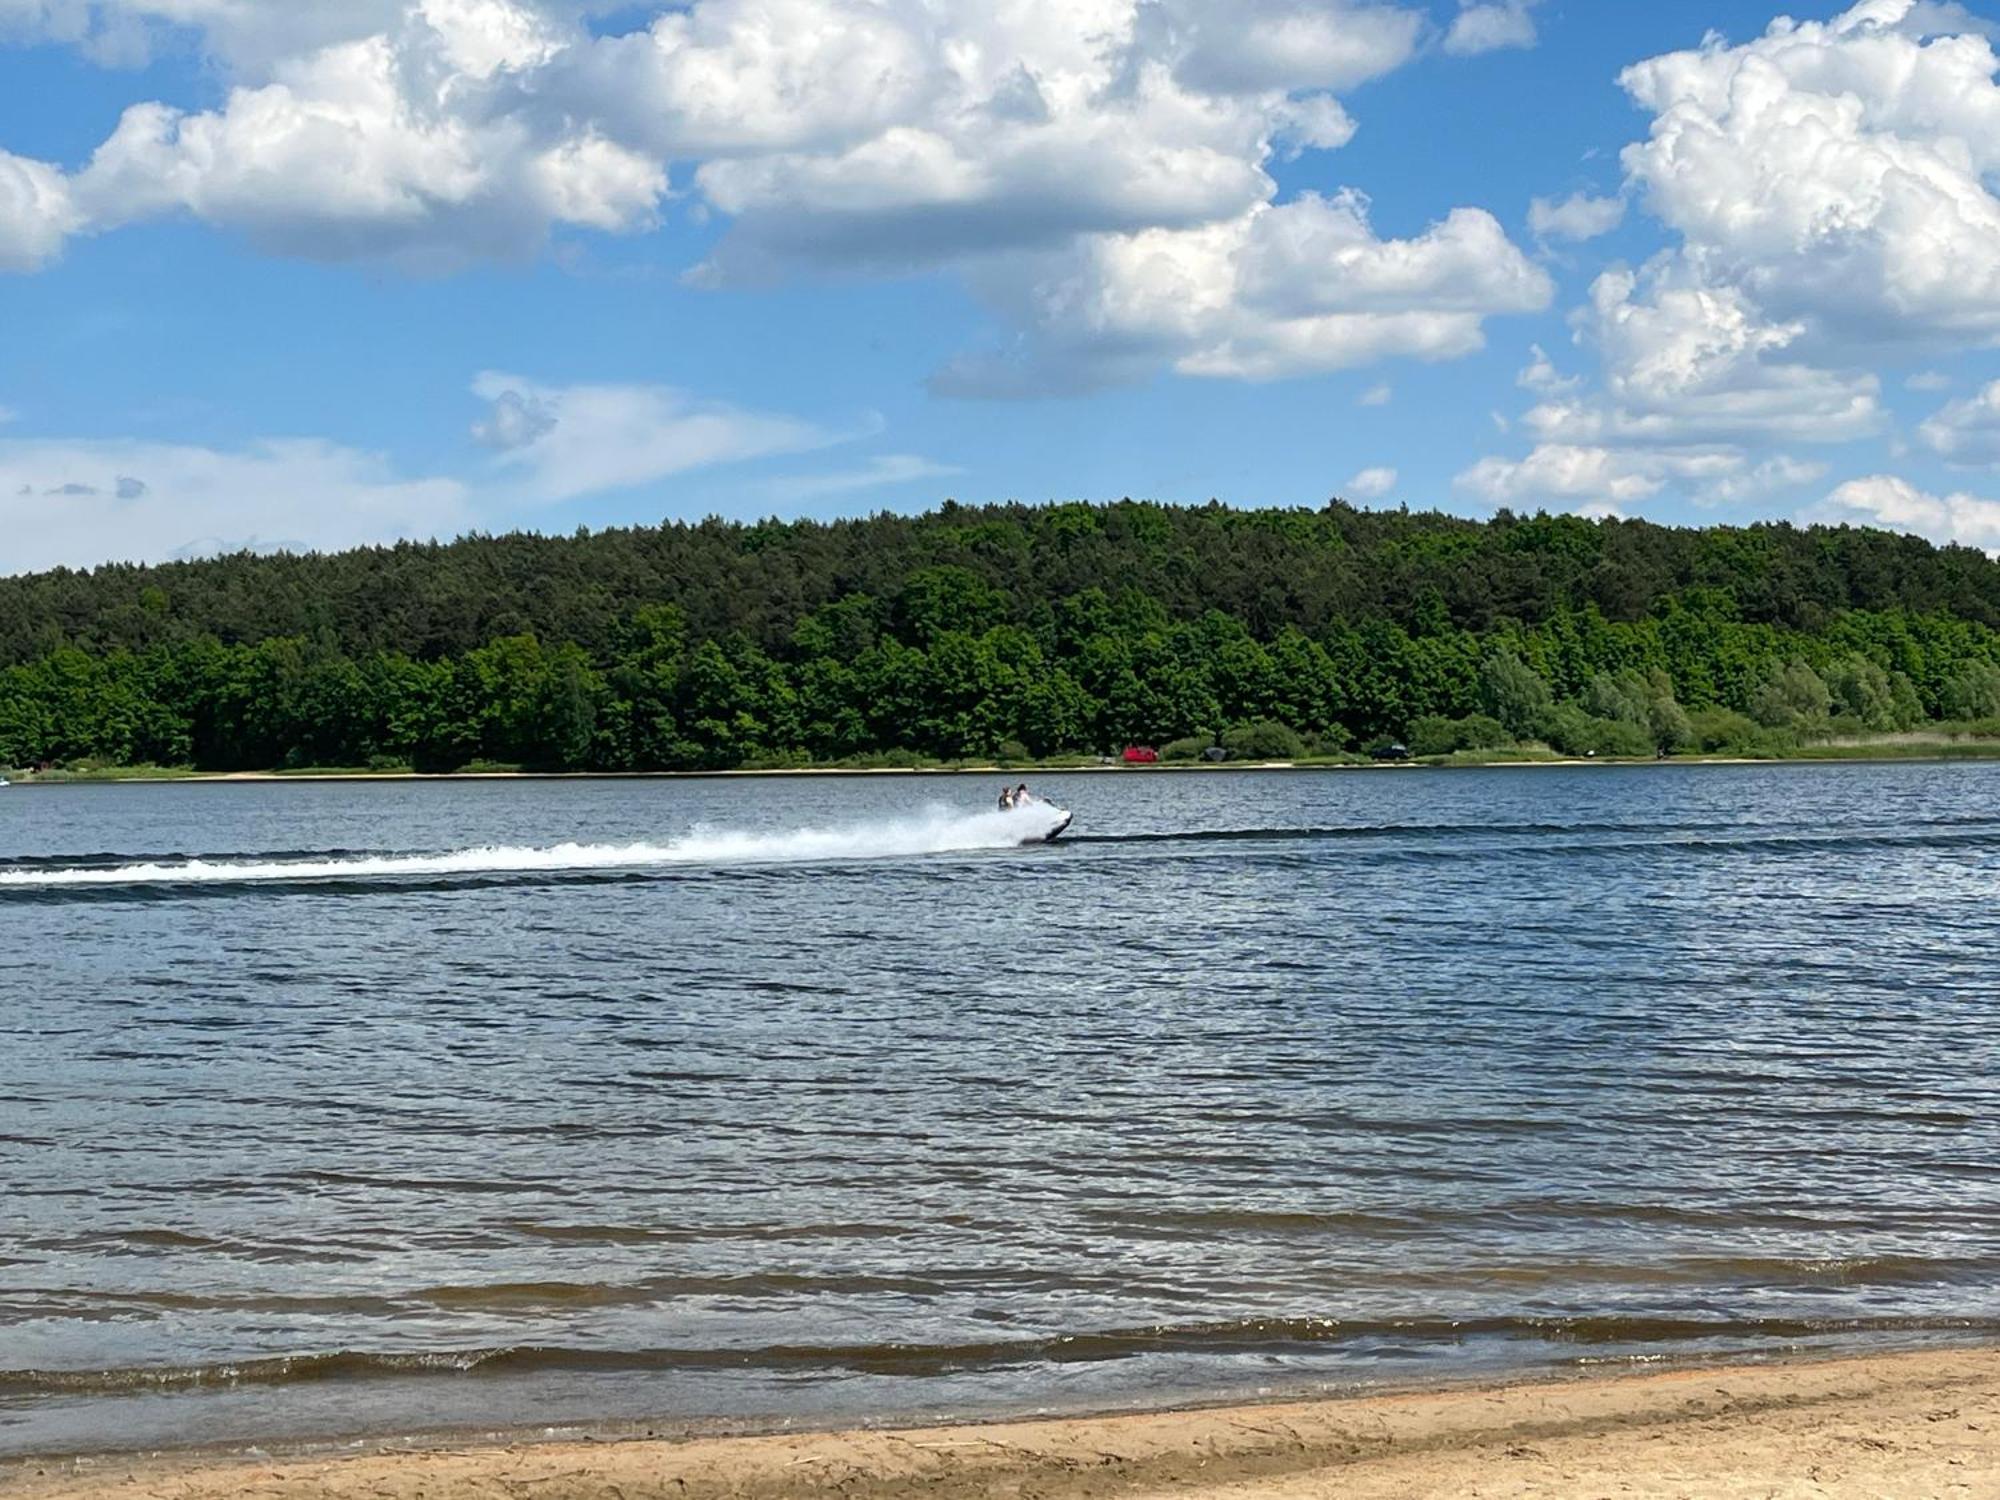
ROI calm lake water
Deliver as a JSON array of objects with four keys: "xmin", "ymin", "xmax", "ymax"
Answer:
[{"xmin": 2, "ymin": 763, "xmax": 1998, "ymax": 1457}]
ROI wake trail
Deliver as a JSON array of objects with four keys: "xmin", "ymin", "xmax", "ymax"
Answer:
[{"xmin": 0, "ymin": 803, "xmax": 1069, "ymax": 890}]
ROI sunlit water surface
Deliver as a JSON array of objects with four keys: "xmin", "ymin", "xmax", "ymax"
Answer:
[{"xmin": 1, "ymin": 764, "xmax": 1996, "ymax": 1456}]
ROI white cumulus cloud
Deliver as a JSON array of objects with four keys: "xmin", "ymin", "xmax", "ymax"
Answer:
[
  {"xmin": 0, "ymin": 0, "xmax": 1553, "ymax": 393},
  {"xmin": 1459, "ymin": 441, "xmax": 1827, "ymax": 511},
  {"xmin": 1477, "ymin": 2, "xmax": 2000, "ymax": 513},
  {"xmin": 1527, "ymin": 190, "xmax": 1623, "ymax": 243},
  {"xmin": 1549, "ymin": 261, "xmax": 1884, "ymax": 448},
  {"xmin": 70, "ymin": 14, "xmax": 665, "ymax": 266},
  {"xmin": 1443, "ymin": 0, "xmax": 1541, "ymax": 57},
  {"xmin": 1458, "ymin": 444, "xmax": 1694, "ymax": 506},
  {"xmin": 938, "ymin": 188, "xmax": 1551, "ymax": 394},
  {"xmin": 0, "ymin": 148, "xmax": 80, "ymax": 270},
  {"xmin": 1809, "ymin": 473, "xmax": 2000, "ymax": 553},
  {"xmin": 1618, "ymin": 0, "xmax": 2000, "ymax": 350},
  {"xmin": 1918, "ymin": 380, "xmax": 2000, "ymax": 466},
  {"xmin": 1344, "ymin": 465, "xmax": 1396, "ymax": 500}
]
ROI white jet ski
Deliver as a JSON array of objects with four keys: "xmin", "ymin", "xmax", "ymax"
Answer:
[
  {"xmin": 1035, "ymin": 809, "xmax": 1074, "ymax": 843},
  {"xmin": 1003, "ymin": 794, "xmax": 1072, "ymax": 844}
]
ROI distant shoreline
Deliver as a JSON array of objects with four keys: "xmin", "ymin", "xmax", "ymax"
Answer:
[
  {"xmin": 4, "ymin": 1345, "xmax": 1993, "ymax": 1500},
  {"xmin": 10, "ymin": 745, "xmax": 2000, "ymax": 785}
]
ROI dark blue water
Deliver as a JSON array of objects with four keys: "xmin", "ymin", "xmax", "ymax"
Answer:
[{"xmin": 2, "ymin": 763, "xmax": 1997, "ymax": 1458}]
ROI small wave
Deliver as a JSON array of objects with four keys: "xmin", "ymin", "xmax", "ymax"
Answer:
[
  {"xmin": 9, "ymin": 1313, "xmax": 1998, "ymax": 1398},
  {"xmin": 1074, "ymin": 811, "xmax": 2000, "ymax": 847},
  {"xmin": 0, "ymin": 804, "xmax": 1068, "ymax": 891},
  {"xmin": 1078, "ymin": 823, "xmax": 2000, "ymax": 865}
]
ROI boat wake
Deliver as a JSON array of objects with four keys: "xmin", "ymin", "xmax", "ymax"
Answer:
[{"xmin": 0, "ymin": 803, "xmax": 1071, "ymax": 890}]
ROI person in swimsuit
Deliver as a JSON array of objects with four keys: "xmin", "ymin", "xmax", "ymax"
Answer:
[{"xmin": 998, "ymin": 785, "xmax": 1015, "ymax": 811}]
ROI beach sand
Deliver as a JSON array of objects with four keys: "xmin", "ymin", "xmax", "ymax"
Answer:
[{"xmin": 4, "ymin": 1346, "xmax": 1993, "ymax": 1500}]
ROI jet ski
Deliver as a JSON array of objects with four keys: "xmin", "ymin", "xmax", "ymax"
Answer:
[
  {"xmin": 1004, "ymin": 795, "xmax": 1072, "ymax": 844},
  {"xmin": 1036, "ymin": 810, "xmax": 1074, "ymax": 843}
]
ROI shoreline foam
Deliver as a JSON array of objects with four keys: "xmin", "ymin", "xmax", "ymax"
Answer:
[{"xmin": 4, "ymin": 1345, "xmax": 1994, "ymax": 1500}]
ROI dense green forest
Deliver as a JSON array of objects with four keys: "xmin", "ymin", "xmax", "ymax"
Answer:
[{"xmin": 8, "ymin": 499, "xmax": 2000, "ymax": 773}]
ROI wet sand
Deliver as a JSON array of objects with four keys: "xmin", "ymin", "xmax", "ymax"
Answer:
[{"xmin": 6, "ymin": 1346, "xmax": 1994, "ymax": 1500}]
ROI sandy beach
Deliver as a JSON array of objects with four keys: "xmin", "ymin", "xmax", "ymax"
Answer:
[{"xmin": 5, "ymin": 1347, "xmax": 1993, "ymax": 1500}]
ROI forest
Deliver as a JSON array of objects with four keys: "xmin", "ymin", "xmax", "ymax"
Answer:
[{"xmin": 7, "ymin": 499, "xmax": 2000, "ymax": 773}]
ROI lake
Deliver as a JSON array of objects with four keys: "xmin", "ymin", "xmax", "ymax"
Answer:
[{"xmin": 2, "ymin": 763, "xmax": 1997, "ymax": 1457}]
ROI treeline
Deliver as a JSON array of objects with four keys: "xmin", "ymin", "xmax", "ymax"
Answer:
[
  {"xmin": 10, "ymin": 500, "xmax": 2000, "ymax": 667},
  {"xmin": 7, "ymin": 501, "xmax": 2000, "ymax": 772}
]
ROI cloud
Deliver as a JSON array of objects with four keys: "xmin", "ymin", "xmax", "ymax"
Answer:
[
  {"xmin": 7, "ymin": 0, "xmax": 1442, "ymax": 281},
  {"xmin": 1918, "ymin": 380, "xmax": 2000, "ymax": 466},
  {"xmin": 937, "ymin": 188, "xmax": 1550, "ymax": 394},
  {"xmin": 471, "ymin": 387, "xmax": 558, "ymax": 451},
  {"xmin": 0, "ymin": 148, "xmax": 80, "ymax": 271},
  {"xmin": 1693, "ymin": 454, "xmax": 1829, "ymax": 506},
  {"xmin": 1443, "ymin": 0, "xmax": 1541, "ymax": 57},
  {"xmin": 1469, "ymin": 255, "xmax": 1883, "ymax": 511},
  {"xmin": 1517, "ymin": 343, "xmax": 1579, "ymax": 395},
  {"xmin": 72, "ymin": 22, "xmax": 666, "ymax": 267},
  {"xmin": 668, "ymin": 0, "xmax": 1429, "ymax": 284},
  {"xmin": 1906, "ymin": 370, "xmax": 1953, "ymax": 392},
  {"xmin": 1456, "ymin": 442, "xmax": 1823, "ymax": 509},
  {"xmin": 1468, "ymin": 3, "xmax": 2000, "ymax": 514},
  {"xmin": 0, "ymin": 2, "xmax": 404, "ymax": 71},
  {"xmin": 0, "ymin": 436, "xmax": 473, "ymax": 573},
  {"xmin": 1358, "ymin": 382, "xmax": 1392, "ymax": 406},
  {"xmin": 2, "ymin": 0, "xmax": 1551, "ymax": 393},
  {"xmin": 470, "ymin": 372, "xmax": 835, "ymax": 502},
  {"xmin": 759, "ymin": 453, "xmax": 963, "ymax": 504},
  {"xmin": 1618, "ymin": 1, "xmax": 2000, "ymax": 351},
  {"xmin": 1157, "ymin": 0, "xmax": 1425, "ymax": 95},
  {"xmin": 0, "ymin": 367, "xmax": 868, "ymax": 571},
  {"xmin": 1344, "ymin": 464, "xmax": 1395, "ymax": 500},
  {"xmin": 1563, "ymin": 261, "xmax": 1885, "ymax": 448},
  {"xmin": 1527, "ymin": 190, "xmax": 1623, "ymax": 243},
  {"xmin": 1809, "ymin": 473, "xmax": 2000, "ymax": 553},
  {"xmin": 1457, "ymin": 444, "xmax": 1691, "ymax": 505}
]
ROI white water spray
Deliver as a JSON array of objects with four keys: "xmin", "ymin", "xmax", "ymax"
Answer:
[{"xmin": 0, "ymin": 801, "xmax": 1071, "ymax": 889}]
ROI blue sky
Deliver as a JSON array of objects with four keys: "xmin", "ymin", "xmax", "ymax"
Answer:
[{"xmin": 3, "ymin": 0, "xmax": 2000, "ymax": 571}]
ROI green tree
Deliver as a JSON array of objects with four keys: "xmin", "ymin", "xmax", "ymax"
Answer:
[
  {"xmin": 1824, "ymin": 654, "xmax": 1898, "ymax": 730},
  {"xmin": 1748, "ymin": 658, "xmax": 1831, "ymax": 735},
  {"xmin": 1480, "ymin": 648, "xmax": 1554, "ymax": 738},
  {"xmin": 1940, "ymin": 659, "xmax": 2000, "ymax": 721}
]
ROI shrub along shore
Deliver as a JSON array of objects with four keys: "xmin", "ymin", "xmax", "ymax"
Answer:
[{"xmin": 10, "ymin": 499, "xmax": 2000, "ymax": 777}]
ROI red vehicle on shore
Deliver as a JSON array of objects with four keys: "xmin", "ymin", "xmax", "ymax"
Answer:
[{"xmin": 1121, "ymin": 745, "xmax": 1160, "ymax": 764}]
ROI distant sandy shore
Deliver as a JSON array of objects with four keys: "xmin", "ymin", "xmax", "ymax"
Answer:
[{"xmin": 6, "ymin": 1346, "xmax": 1994, "ymax": 1500}]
